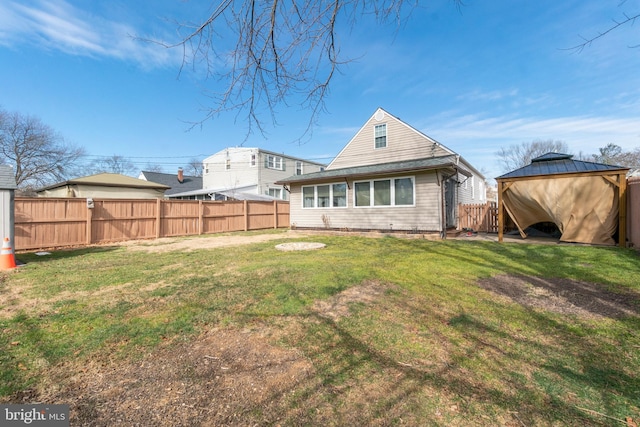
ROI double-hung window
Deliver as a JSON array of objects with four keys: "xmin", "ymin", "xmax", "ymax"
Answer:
[
  {"xmin": 266, "ymin": 155, "xmax": 283, "ymax": 170},
  {"xmin": 296, "ymin": 161, "xmax": 303, "ymax": 175},
  {"xmin": 354, "ymin": 176, "xmax": 414, "ymax": 207},
  {"xmin": 302, "ymin": 183, "xmax": 348, "ymax": 208}
]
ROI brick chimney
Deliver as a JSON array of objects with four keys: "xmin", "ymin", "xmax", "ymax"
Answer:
[{"xmin": 177, "ymin": 168, "xmax": 184, "ymax": 183}]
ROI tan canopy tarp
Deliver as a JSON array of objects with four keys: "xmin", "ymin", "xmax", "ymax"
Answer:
[{"xmin": 502, "ymin": 175, "xmax": 619, "ymax": 245}]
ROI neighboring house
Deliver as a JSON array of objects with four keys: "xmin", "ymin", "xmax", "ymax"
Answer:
[
  {"xmin": 0, "ymin": 165, "xmax": 17, "ymax": 245},
  {"xmin": 178, "ymin": 147, "xmax": 326, "ymax": 201},
  {"xmin": 276, "ymin": 108, "xmax": 485, "ymax": 235},
  {"xmin": 139, "ymin": 169, "xmax": 203, "ymax": 199},
  {"xmin": 36, "ymin": 173, "xmax": 170, "ymax": 199}
]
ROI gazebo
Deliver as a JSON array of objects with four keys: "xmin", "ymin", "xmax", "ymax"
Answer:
[{"xmin": 496, "ymin": 153, "xmax": 628, "ymax": 247}]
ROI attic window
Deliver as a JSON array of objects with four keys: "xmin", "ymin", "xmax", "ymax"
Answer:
[{"xmin": 374, "ymin": 124, "xmax": 387, "ymax": 149}]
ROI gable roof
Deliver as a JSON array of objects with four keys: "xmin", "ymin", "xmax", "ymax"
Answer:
[
  {"xmin": 0, "ymin": 165, "xmax": 17, "ymax": 190},
  {"xmin": 140, "ymin": 171, "xmax": 202, "ymax": 196},
  {"xmin": 37, "ymin": 173, "xmax": 170, "ymax": 191},
  {"xmin": 276, "ymin": 155, "xmax": 471, "ymax": 185},
  {"xmin": 497, "ymin": 152, "xmax": 629, "ymax": 180},
  {"xmin": 325, "ymin": 107, "xmax": 484, "ymax": 179}
]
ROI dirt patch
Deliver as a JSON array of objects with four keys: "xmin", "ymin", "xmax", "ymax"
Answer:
[
  {"xmin": 275, "ymin": 242, "xmax": 326, "ymax": 251},
  {"xmin": 311, "ymin": 280, "xmax": 387, "ymax": 321},
  {"xmin": 4, "ymin": 281, "xmax": 393, "ymax": 426},
  {"xmin": 123, "ymin": 231, "xmax": 311, "ymax": 254},
  {"xmin": 20, "ymin": 327, "xmax": 312, "ymax": 426},
  {"xmin": 476, "ymin": 274, "xmax": 640, "ymax": 319}
]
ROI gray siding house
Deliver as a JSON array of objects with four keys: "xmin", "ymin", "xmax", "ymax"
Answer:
[
  {"xmin": 277, "ymin": 108, "xmax": 485, "ymax": 235},
  {"xmin": 200, "ymin": 147, "xmax": 326, "ymax": 201}
]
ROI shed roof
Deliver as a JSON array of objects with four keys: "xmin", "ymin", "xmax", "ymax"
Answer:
[
  {"xmin": 38, "ymin": 173, "xmax": 170, "ymax": 191},
  {"xmin": 276, "ymin": 155, "xmax": 470, "ymax": 185},
  {"xmin": 0, "ymin": 165, "xmax": 17, "ymax": 190},
  {"xmin": 496, "ymin": 152, "xmax": 628, "ymax": 180}
]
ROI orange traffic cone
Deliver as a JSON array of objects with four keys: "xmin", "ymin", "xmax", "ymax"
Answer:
[{"xmin": 0, "ymin": 237, "xmax": 17, "ymax": 270}]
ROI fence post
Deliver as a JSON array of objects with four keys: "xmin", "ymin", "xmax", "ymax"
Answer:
[
  {"xmin": 244, "ymin": 200, "xmax": 248, "ymax": 231},
  {"xmin": 198, "ymin": 200, "xmax": 203, "ymax": 235},
  {"xmin": 86, "ymin": 202, "xmax": 92, "ymax": 245},
  {"xmin": 273, "ymin": 200, "xmax": 278, "ymax": 229},
  {"xmin": 156, "ymin": 198, "xmax": 161, "ymax": 239}
]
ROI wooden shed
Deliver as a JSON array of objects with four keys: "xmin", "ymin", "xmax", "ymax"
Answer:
[
  {"xmin": 496, "ymin": 153, "xmax": 628, "ymax": 247},
  {"xmin": 0, "ymin": 165, "xmax": 17, "ymax": 246}
]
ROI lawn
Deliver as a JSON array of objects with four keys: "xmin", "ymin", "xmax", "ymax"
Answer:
[{"xmin": 1, "ymin": 232, "xmax": 639, "ymax": 426}]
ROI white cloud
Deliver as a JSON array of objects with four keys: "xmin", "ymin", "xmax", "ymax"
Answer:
[
  {"xmin": 425, "ymin": 112, "xmax": 640, "ymax": 181},
  {"xmin": 0, "ymin": 0, "xmax": 180, "ymax": 68}
]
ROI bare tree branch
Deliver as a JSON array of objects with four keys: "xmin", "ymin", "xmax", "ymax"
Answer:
[
  {"xmin": 563, "ymin": 10, "xmax": 640, "ymax": 53},
  {"xmin": 140, "ymin": 1, "xmax": 462, "ymax": 141}
]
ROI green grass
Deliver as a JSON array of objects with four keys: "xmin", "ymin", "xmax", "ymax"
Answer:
[{"xmin": 1, "ymin": 234, "xmax": 639, "ymax": 425}]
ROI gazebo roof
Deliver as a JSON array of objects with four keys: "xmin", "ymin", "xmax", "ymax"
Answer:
[{"xmin": 497, "ymin": 152, "xmax": 628, "ymax": 180}]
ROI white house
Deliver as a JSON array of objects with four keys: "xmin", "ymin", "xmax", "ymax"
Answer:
[{"xmin": 172, "ymin": 148, "xmax": 326, "ymax": 201}]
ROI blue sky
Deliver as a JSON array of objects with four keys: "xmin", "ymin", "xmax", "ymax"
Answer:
[{"xmin": 1, "ymin": 0, "xmax": 639, "ymax": 183}]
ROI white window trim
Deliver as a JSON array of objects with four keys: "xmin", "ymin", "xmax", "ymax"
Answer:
[
  {"xmin": 296, "ymin": 161, "xmax": 303, "ymax": 175},
  {"xmin": 353, "ymin": 176, "xmax": 415, "ymax": 208},
  {"xmin": 374, "ymin": 124, "xmax": 387, "ymax": 149},
  {"xmin": 250, "ymin": 154, "xmax": 256, "ymax": 167},
  {"xmin": 301, "ymin": 182, "xmax": 349, "ymax": 209}
]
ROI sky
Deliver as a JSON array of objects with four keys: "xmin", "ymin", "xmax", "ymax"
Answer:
[{"xmin": 1, "ymin": 0, "xmax": 639, "ymax": 183}]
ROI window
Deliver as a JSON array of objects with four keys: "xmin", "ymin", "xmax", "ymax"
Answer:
[
  {"xmin": 354, "ymin": 177, "xmax": 414, "ymax": 207},
  {"xmin": 266, "ymin": 155, "xmax": 284, "ymax": 170},
  {"xmin": 374, "ymin": 124, "xmax": 387, "ymax": 148},
  {"xmin": 268, "ymin": 188, "xmax": 281, "ymax": 199},
  {"xmin": 373, "ymin": 180, "xmax": 391, "ymax": 206},
  {"xmin": 394, "ymin": 177, "xmax": 414, "ymax": 205},
  {"xmin": 225, "ymin": 159, "xmax": 231, "ymax": 170},
  {"xmin": 303, "ymin": 187, "xmax": 315, "ymax": 207},
  {"xmin": 296, "ymin": 161, "xmax": 303, "ymax": 175},
  {"xmin": 355, "ymin": 182, "xmax": 370, "ymax": 207},
  {"xmin": 302, "ymin": 183, "xmax": 348, "ymax": 209},
  {"xmin": 332, "ymin": 183, "xmax": 346, "ymax": 207},
  {"xmin": 250, "ymin": 154, "xmax": 256, "ymax": 167},
  {"xmin": 317, "ymin": 185, "xmax": 330, "ymax": 207}
]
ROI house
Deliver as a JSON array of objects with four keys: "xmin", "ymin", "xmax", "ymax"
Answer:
[
  {"xmin": 0, "ymin": 165, "xmax": 17, "ymax": 246},
  {"xmin": 138, "ymin": 169, "xmax": 203, "ymax": 199},
  {"xmin": 36, "ymin": 173, "xmax": 170, "ymax": 199},
  {"xmin": 276, "ymin": 108, "xmax": 485, "ymax": 235},
  {"xmin": 496, "ymin": 152, "xmax": 629, "ymax": 246},
  {"xmin": 177, "ymin": 147, "xmax": 326, "ymax": 201}
]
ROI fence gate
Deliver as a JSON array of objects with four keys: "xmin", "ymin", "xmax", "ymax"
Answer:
[{"xmin": 458, "ymin": 202, "xmax": 498, "ymax": 233}]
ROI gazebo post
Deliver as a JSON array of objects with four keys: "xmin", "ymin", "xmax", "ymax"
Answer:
[
  {"xmin": 619, "ymin": 172, "xmax": 627, "ymax": 248},
  {"xmin": 497, "ymin": 179, "xmax": 504, "ymax": 242}
]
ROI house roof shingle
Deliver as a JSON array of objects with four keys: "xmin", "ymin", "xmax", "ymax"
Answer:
[
  {"xmin": 275, "ymin": 155, "xmax": 470, "ymax": 185},
  {"xmin": 496, "ymin": 152, "xmax": 629, "ymax": 180},
  {"xmin": 140, "ymin": 171, "xmax": 203, "ymax": 195}
]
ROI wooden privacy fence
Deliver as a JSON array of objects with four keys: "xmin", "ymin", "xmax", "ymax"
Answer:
[
  {"xmin": 458, "ymin": 202, "xmax": 499, "ymax": 233},
  {"xmin": 14, "ymin": 198, "xmax": 290, "ymax": 250}
]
